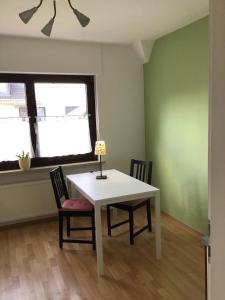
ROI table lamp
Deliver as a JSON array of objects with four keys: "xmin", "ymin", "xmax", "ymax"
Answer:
[{"xmin": 95, "ymin": 141, "xmax": 107, "ymax": 179}]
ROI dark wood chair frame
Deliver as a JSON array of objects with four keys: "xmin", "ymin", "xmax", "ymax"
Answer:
[
  {"xmin": 107, "ymin": 159, "xmax": 153, "ymax": 245},
  {"xmin": 50, "ymin": 166, "xmax": 95, "ymax": 250}
]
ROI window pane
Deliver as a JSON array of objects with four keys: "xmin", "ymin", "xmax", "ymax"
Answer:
[
  {"xmin": 34, "ymin": 83, "xmax": 92, "ymax": 157},
  {"xmin": 0, "ymin": 83, "xmax": 31, "ymax": 161}
]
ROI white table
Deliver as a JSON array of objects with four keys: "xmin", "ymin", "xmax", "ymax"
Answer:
[{"xmin": 67, "ymin": 169, "xmax": 161, "ymax": 276}]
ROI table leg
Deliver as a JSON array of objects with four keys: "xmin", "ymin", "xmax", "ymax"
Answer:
[
  {"xmin": 154, "ymin": 191, "xmax": 161, "ymax": 259},
  {"xmin": 95, "ymin": 204, "xmax": 104, "ymax": 276}
]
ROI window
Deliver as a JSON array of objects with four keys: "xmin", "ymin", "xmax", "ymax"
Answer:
[{"xmin": 0, "ymin": 74, "xmax": 97, "ymax": 171}]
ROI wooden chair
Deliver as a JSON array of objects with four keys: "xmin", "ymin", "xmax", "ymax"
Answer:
[
  {"xmin": 49, "ymin": 166, "xmax": 95, "ymax": 250},
  {"xmin": 107, "ymin": 159, "xmax": 152, "ymax": 245}
]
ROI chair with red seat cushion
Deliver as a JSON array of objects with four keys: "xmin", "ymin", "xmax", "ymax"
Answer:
[
  {"xmin": 50, "ymin": 166, "xmax": 95, "ymax": 250},
  {"xmin": 107, "ymin": 159, "xmax": 152, "ymax": 245}
]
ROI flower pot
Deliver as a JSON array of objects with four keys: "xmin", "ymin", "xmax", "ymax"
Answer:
[{"xmin": 18, "ymin": 157, "xmax": 31, "ymax": 171}]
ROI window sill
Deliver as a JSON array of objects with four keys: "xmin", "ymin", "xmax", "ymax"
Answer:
[{"xmin": 0, "ymin": 160, "xmax": 101, "ymax": 185}]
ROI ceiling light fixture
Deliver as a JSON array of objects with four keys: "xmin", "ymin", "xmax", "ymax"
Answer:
[{"xmin": 19, "ymin": 0, "xmax": 90, "ymax": 37}]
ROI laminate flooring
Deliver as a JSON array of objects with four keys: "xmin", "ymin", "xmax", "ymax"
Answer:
[{"xmin": 0, "ymin": 208, "xmax": 205, "ymax": 300}]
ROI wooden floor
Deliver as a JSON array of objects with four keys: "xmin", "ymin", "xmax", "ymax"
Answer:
[{"xmin": 0, "ymin": 208, "xmax": 205, "ymax": 300}]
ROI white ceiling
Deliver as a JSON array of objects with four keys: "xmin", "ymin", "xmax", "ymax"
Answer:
[{"xmin": 0, "ymin": 0, "xmax": 209, "ymax": 44}]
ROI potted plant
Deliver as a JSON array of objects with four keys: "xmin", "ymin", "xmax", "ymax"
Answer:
[{"xmin": 16, "ymin": 151, "xmax": 31, "ymax": 171}]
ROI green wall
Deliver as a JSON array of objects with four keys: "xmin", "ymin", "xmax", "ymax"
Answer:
[{"xmin": 144, "ymin": 17, "xmax": 208, "ymax": 234}]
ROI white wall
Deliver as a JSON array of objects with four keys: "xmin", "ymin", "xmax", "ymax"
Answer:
[
  {"xmin": 209, "ymin": 0, "xmax": 225, "ymax": 298},
  {"xmin": 0, "ymin": 35, "xmax": 145, "ymax": 224}
]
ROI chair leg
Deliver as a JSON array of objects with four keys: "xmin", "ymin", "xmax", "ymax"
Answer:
[
  {"xmin": 129, "ymin": 210, "xmax": 134, "ymax": 245},
  {"xmin": 59, "ymin": 214, "xmax": 63, "ymax": 249},
  {"xmin": 66, "ymin": 216, "xmax": 70, "ymax": 237},
  {"xmin": 91, "ymin": 213, "xmax": 96, "ymax": 251},
  {"xmin": 107, "ymin": 205, "xmax": 112, "ymax": 236},
  {"xmin": 147, "ymin": 199, "xmax": 152, "ymax": 232}
]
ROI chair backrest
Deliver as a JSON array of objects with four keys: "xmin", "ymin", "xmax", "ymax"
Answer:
[
  {"xmin": 49, "ymin": 166, "xmax": 69, "ymax": 209},
  {"xmin": 130, "ymin": 159, "xmax": 152, "ymax": 184}
]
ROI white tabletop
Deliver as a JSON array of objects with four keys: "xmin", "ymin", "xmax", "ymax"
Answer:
[{"xmin": 67, "ymin": 169, "xmax": 159, "ymax": 206}]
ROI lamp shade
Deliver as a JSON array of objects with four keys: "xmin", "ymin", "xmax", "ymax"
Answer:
[
  {"xmin": 95, "ymin": 141, "xmax": 106, "ymax": 156},
  {"xmin": 72, "ymin": 8, "xmax": 90, "ymax": 27},
  {"xmin": 41, "ymin": 18, "xmax": 55, "ymax": 37},
  {"xmin": 19, "ymin": 6, "xmax": 39, "ymax": 24}
]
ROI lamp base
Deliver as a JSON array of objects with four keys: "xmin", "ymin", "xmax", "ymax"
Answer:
[{"xmin": 96, "ymin": 175, "xmax": 107, "ymax": 180}]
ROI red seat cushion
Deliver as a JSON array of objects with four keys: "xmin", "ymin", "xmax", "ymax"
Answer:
[{"xmin": 60, "ymin": 198, "xmax": 93, "ymax": 212}]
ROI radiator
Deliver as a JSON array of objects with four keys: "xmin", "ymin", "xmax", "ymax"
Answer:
[{"xmin": 0, "ymin": 180, "xmax": 57, "ymax": 225}]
